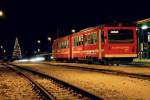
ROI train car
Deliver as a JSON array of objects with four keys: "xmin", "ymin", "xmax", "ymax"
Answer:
[
  {"xmin": 52, "ymin": 25, "xmax": 137, "ymax": 64},
  {"xmin": 101, "ymin": 26, "xmax": 137, "ymax": 64},
  {"xmin": 71, "ymin": 27, "xmax": 100, "ymax": 62},
  {"xmin": 52, "ymin": 35, "xmax": 71, "ymax": 60}
]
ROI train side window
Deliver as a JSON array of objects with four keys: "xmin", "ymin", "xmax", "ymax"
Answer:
[
  {"xmin": 79, "ymin": 35, "xmax": 83, "ymax": 46},
  {"xmin": 59, "ymin": 42, "xmax": 61, "ymax": 48},
  {"xmin": 74, "ymin": 37, "xmax": 79, "ymax": 46},
  {"xmin": 65, "ymin": 40, "xmax": 67, "ymax": 48},
  {"xmin": 87, "ymin": 33, "xmax": 97, "ymax": 45},
  {"xmin": 87, "ymin": 35, "xmax": 92, "ymax": 44},
  {"xmin": 66, "ymin": 40, "xmax": 68, "ymax": 48},
  {"xmin": 92, "ymin": 33, "xmax": 97, "ymax": 44},
  {"xmin": 64, "ymin": 40, "xmax": 66, "ymax": 48},
  {"xmin": 84, "ymin": 35, "xmax": 88, "ymax": 45},
  {"xmin": 77, "ymin": 37, "xmax": 79, "ymax": 46}
]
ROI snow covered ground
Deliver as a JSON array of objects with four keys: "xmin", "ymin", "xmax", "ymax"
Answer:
[
  {"xmin": 16, "ymin": 63, "xmax": 150, "ymax": 100},
  {"xmin": 0, "ymin": 65, "xmax": 40, "ymax": 100},
  {"xmin": 44, "ymin": 62, "xmax": 150, "ymax": 76}
]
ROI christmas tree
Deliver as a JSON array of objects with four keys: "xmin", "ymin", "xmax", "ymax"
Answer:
[{"xmin": 12, "ymin": 37, "xmax": 22, "ymax": 59}]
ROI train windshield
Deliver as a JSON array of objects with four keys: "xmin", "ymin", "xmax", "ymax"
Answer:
[{"xmin": 108, "ymin": 29, "xmax": 133, "ymax": 42}]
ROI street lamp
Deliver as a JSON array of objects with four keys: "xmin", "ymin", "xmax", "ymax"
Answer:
[
  {"xmin": 0, "ymin": 10, "xmax": 4, "ymax": 17},
  {"xmin": 3, "ymin": 49, "xmax": 6, "ymax": 53},
  {"xmin": 71, "ymin": 29, "xmax": 75, "ymax": 33},
  {"xmin": 47, "ymin": 37, "xmax": 52, "ymax": 61},
  {"xmin": 37, "ymin": 40, "xmax": 41, "ymax": 53},
  {"xmin": 48, "ymin": 37, "xmax": 51, "ymax": 41},
  {"xmin": 0, "ymin": 45, "xmax": 3, "ymax": 49},
  {"xmin": 37, "ymin": 40, "xmax": 41, "ymax": 44},
  {"xmin": 37, "ymin": 49, "xmax": 40, "ymax": 52}
]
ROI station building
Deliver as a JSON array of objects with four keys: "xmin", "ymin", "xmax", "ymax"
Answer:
[{"xmin": 137, "ymin": 18, "xmax": 150, "ymax": 58}]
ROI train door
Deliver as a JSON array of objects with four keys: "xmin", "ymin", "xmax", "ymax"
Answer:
[{"xmin": 98, "ymin": 29, "xmax": 103, "ymax": 60}]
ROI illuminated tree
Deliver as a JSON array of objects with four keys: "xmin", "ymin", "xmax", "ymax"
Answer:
[{"xmin": 12, "ymin": 37, "xmax": 22, "ymax": 59}]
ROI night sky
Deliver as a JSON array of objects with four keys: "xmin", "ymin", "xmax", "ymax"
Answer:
[{"xmin": 0, "ymin": 0, "xmax": 149, "ymax": 59}]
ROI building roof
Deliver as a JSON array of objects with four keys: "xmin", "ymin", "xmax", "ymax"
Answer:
[{"xmin": 137, "ymin": 18, "xmax": 150, "ymax": 24}]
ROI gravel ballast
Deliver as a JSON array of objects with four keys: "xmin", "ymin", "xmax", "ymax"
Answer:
[
  {"xmin": 0, "ymin": 65, "xmax": 40, "ymax": 100},
  {"xmin": 16, "ymin": 63, "xmax": 150, "ymax": 100}
]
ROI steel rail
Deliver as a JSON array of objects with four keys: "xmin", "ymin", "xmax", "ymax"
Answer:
[
  {"xmin": 9, "ymin": 63, "xmax": 102, "ymax": 100},
  {"xmin": 3, "ymin": 64, "xmax": 55, "ymax": 100},
  {"xmin": 44, "ymin": 63, "xmax": 150, "ymax": 81}
]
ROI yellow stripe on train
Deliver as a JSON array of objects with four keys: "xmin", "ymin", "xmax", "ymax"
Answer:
[{"xmin": 104, "ymin": 54, "xmax": 137, "ymax": 58}]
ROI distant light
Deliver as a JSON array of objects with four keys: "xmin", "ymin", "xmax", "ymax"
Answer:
[
  {"xmin": 51, "ymin": 56, "xmax": 54, "ymax": 59},
  {"xmin": 37, "ymin": 40, "xmax": 41, "ymax": 44},
  {"xmin": 71, "ymin": 29, "xmax": 75, "ymax": 33},
  {"xmin": 141, "ymin": 25, "xmax": 148, "ymax": 30},
  {"xmin": 48, "ymin": 37, "xmax": 51, "ymax": 41},
  {"xmin": 0, "ymin": 10, "xmax": 4, "ymax": 17},
  {"xmin": 14, "ymin": 59, "xmax": 29, "ymax": 63},
  {"xmin": 19, "ymin": 59, "xmax": 29, "ymax": 62},
  {"xmin": 0, "ymin": 45, "xmax": 3, "ymax": 49},
  {"xmin": 29, "ymin": 57, "xmax": 45, "ymax": 62},
  {"xmin": 3, "ymin": 49, "xmax": 6, "ymax": 53},
  {"xmin": 37, "ymin": 49, "xmax": 40, "ymax": 52},
  {"xmin": 34, "ymin": 51, "xmax": 37, "ymax": 54}
]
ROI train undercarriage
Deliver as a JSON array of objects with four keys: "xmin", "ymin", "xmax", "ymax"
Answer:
[{"xmin": 54, "ymin": 57, "xmax": 134, "ymax": 65}]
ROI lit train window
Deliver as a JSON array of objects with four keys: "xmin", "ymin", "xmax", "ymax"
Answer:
[
  {"xmin": 79, "ymin": 35, "xmax": 83, "ymax": 46},
  {"xmin": 92, "ymin": 33, "xmax": 97, "ymax": 44},
  {"xmin": 86, "ymin": 33, "xmax": 97, "ymax": 45},
  {"xmin": 74, "ymin": 36, "xmax": 83, "ymax": 46},
  {"xmin": 74, "ymin": 37, "xmax": 78, "ymax": 46}
]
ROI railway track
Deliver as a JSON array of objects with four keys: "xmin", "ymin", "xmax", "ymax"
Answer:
[
  {"xmin": 3, "ymin": 64, "xmax": 55, "ymax": 100},
  {"xmin": 124, "ymin": 63, "xmax": 150, "ymax": 68},
  {"xmin": 6, "ymin": 63, "xmax": 102, "ymax": 100},
  {"xmin": 44, "ymin": 63, "xmax": 150, "ymax": 81}
]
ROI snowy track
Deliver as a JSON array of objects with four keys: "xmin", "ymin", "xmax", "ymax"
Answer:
[
  {"xmin": 8, "ymin": 64, "xmax": 102, "ymax": 100},
  {"xmin": 0, "ymin": 64, "xmax": 40, "ymax": 100},
  {"xmin": 14, "ymin": 62, "xmax": 150, "ymax": 100},
  {"xmin": 44, "ymin": 63, "xmax": 150, "ymax": 81},
  {"xmin": 3, "ymin": 64, "xmax": 55, "ymax": 100}
]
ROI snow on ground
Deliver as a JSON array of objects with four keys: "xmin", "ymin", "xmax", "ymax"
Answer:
[
  {"xmin": 17, "ymin": 63, "xmax": 150, "ymax": 100},
  {"xmin": 44, "ymin": 62, "xmax": 150, "ymax": 76},
  {"xmin": 0, "ymin": 65, "xmax": 39, "ymax": 100}
]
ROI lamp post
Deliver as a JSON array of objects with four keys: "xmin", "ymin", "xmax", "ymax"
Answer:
[
  {"xmin": 47, "ymin": 37, "xmax": 51, "ymax": 60},
  {"xmin": 37, "ymin": 40, "xmax": 41, "ymax": 53}
]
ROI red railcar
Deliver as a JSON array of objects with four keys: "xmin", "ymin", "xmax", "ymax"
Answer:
[
  {"xmin": 52, "ymin": 25, "xmax": 137, "ymax": 64},
  {"xmin": 52, "ymin": 35, "xmax": 71, "ymax": 60}
]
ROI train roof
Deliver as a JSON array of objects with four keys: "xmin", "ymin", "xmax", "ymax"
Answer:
[
  {"xmin": 53, "ymin": 35, "xmax": 70, "ymax": 42},
  {"xmin": 53, "ymin": 23, "xmax": 136, "ymax": 41}
]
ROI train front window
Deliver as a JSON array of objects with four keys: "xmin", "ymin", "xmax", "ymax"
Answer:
[{"xmin": 108, "ymin": 29, "xmax": 133, "ymax": 42}]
